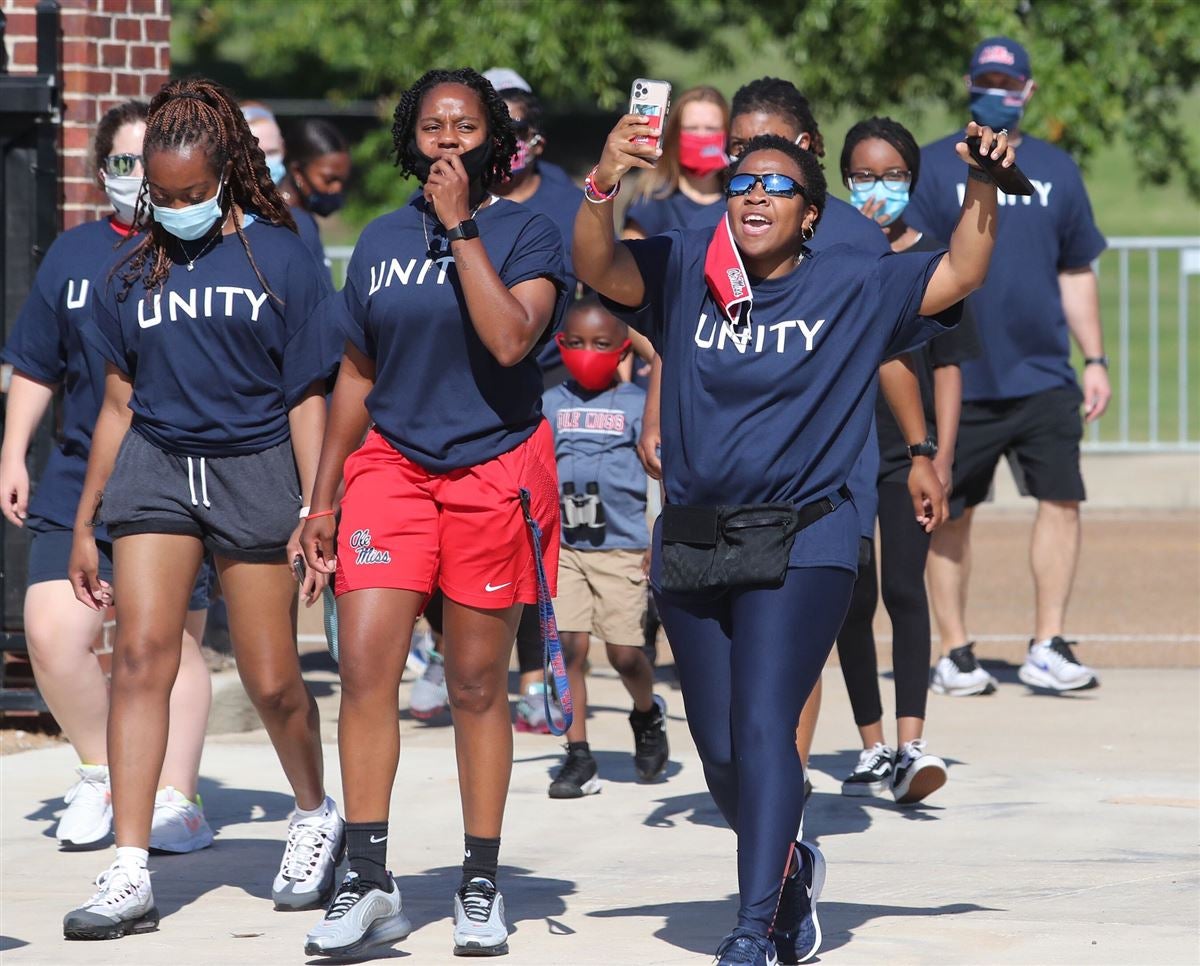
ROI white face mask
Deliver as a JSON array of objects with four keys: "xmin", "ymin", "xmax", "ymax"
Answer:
[{"xmin": 104, "ymin": 174, "xmax": 144, "ymax": 225}]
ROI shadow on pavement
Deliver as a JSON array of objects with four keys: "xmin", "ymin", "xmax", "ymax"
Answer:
[
  {"xmin": 196, "ymin": 777, "xmax": 296, "ymax": 834},
  {"xmin": 514, "ymin": 747, "xmax": 684, "ymax": 786},
  {"xmin": 0, "ymin": 936, "xmax": 29, "ymax": 952},
  {"xmin": 642, "ymin": 791, "xmax": 726, "ymax": 830},
  {"xmin": 818, "ymin": 899, "xmax": 998, "ymax": 956}
]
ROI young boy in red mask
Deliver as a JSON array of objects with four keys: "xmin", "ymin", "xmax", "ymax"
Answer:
[{"xmin": 541, "ymin": 297, "xmax": 669, "ymax": 798}]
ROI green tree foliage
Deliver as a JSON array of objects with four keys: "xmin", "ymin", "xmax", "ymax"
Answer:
[{"xmin": 171, "ymin": 0, "xmax": 1200, "ymax": 224}]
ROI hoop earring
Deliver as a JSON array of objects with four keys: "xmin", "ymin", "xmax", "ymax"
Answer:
[{"xmin": 801, "ymin": 224, "xmax": 815, "ymax": 242}]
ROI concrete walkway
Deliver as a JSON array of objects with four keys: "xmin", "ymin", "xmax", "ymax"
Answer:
[{"xmin": 2, "ymin": 658, "xmax": 1198, "ymax": 965}]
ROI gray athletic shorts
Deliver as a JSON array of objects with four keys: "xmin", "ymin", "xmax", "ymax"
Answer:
[{"xmin": 101, "ymin": 430, "xmax": 301, "ymax": 562}]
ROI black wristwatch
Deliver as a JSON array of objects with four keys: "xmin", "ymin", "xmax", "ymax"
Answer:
[
  {"xmin": 445, "ymin": 218, "xmax": 480, "ymax": 244},
  {"xmin": 907, "ymin": 437, "xmax": 939, "ymax": 459},
  {"xmin": 1084, "ymin": 355, "xmax": 1109, "ymax": 369}
]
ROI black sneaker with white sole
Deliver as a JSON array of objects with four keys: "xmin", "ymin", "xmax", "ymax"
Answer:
[
  {"xmin": 891, "ymin": 739, "xmax": 948, "ymax": 805},
  {"xmin": 548, "ymin": 745, "xmax": 601, "ymax": 799},
  {"xmin": 841, "ymin": 743, "xmax": 895, "ymax": 797},
  {"xmin": 630, "ymin": 694, "xmax": 669, "ymax": 781}
]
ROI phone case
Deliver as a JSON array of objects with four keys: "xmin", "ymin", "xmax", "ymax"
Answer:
[
  {"xmin": 630, "ymin": 78, "xmax": 672, "ymax": 146},
  {"xmin": 965, "ymin": 135, "xmax": 1035, "ymax": 196}
]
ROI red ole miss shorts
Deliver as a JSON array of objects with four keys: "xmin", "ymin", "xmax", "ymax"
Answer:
[{"xmin": 334, "ymin": 422, "xmax": 560, "ymax": 609}]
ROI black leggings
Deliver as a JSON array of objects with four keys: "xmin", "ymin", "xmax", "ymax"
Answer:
[
  {"xmin": 835, "ymin": 480, "xmax": 932, "ymax": 725},
  {"xmin": 656, "ymin": 566, "xmax": 854, "ymax": 936}
]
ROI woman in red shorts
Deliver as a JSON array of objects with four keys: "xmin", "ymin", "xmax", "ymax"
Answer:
[{"xmin": 300, "ymin": 68, "xmax": 567, "ymax": 960}]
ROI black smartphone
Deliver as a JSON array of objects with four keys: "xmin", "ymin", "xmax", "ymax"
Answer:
[
  {"xmin": 965, "ymin": 135, "xmax": 1034, "ymax": 196},
  {"xmin": 292, "ymin": 554, "xmax": 307, "ymax": 583}
]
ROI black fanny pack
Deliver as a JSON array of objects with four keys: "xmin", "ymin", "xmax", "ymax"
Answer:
[{"xmin": 659, "ymin": 485, "xmax": 851, "ymax": 594}]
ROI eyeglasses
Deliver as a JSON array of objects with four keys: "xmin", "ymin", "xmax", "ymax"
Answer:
[
  {"xmin": 511, "ymin": 120, "xmax": 534, "ymax": 138},
  {"xmin": 103, "ymin": 153, "xmax": 143, "ymax": 177},
  {"xmin": 725, "ymin": 172, "xmax": 807, "ymax": 199},
  {"xmin": 845, "ymin": 169, "xmax": 912, "ymax": 189}
]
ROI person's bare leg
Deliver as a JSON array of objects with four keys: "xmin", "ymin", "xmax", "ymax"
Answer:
[
  {"xmin": 219, "ymin": 557, "xmax": 324, "ymax": 810},
  {"xmin": 857, "ymin": 719, "xmax": 886, "ymax": 749},
  {"xmin": 794, "ymin": 678, "xmax": 822, "ymax": 769},
  {"xmin": 896, "ymin": 716, "xmax": 924, "ymax": 746},
  {"xmin": 1031, "ymin": 500, "xmax": 1081, "ymax": 641},
  {"xmin": 561, "ymin": 631, "xmax": 590, "ymax": 744},
  {"xmin": 605, "ymin": 642, "xmax": 655, "ymax": 713},
  {"xmin": 335, "ymin": 588, "xmax": 424, "ymax": 820},
  {"xmin": 442, "ymin": 599, "xmax": 522, "ymax": 838},
  {"xmin": 23, "ymin": 582, "xmax": 108, "ymax": 764},
  {"xmin": 108, "ymin": 534, "xmax": 204, "ymax": 847},
  {"xmin": 927, "ymin": 507, "xmax": 975, "ymax": 655},
  {"xmin": 158, "ymin": 609, "xmax": 211, "ymax": 798}
]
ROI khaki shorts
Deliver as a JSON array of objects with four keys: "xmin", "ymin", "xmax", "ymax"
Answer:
[{"xmin": 554, "ymin": 546, "xmax": 648, "ymax": 646}]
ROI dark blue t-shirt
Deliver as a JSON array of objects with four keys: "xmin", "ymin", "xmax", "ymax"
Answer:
[
  {"xmin": 625, "ymin": 189, "xmax": 725, "ymax": 237},
  {"xmin": 609, "ymin": 230, "xmax": 957, "ymax": 572},
  {"xmin": 336, "ymin": 195, "xmax": 568, "ymax": 472},
  {"xmin": 906, "ymin": 131, "xmax": 1106, "ymax": 402},
  {"xmin": 83, "ymin": 218, "xmax": 331, "ymax": 457},
  {"xmin": 1, "ymin": 219, "xmax": 128, "ymax": 534},
  {"xmin": 292, "ymin": 206, "xmax": 333, "ymax": 288},
  {"xmin": 543, "ymin": 380, "xmax": 648, "ymax": 551}
]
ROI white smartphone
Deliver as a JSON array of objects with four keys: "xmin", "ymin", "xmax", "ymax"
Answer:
[{"xmin": 629, "ymin": 78, "xmax": 672, "ymax": 148}]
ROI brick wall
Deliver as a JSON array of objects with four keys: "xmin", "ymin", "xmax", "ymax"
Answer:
[{"xmin": 1, "ymin": 0, "xmax": 170, "ymax": 229}]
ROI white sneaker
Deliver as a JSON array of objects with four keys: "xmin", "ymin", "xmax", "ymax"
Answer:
[
  {"xmin": 272, "ymin": 797, "xmax": 345, "ymax": 910},
  {"xmin": 63, "ymin": 861, "xmax": 157, "ymax": 940},
  {"xmin": 410, "ymin": 650, "xmax": 449, "ymax": 720},
  {"xmin": 453, "ymin": 877, "xmax": 509, "ymax": 956},
  {"xmin": 929, "ymin": 642, "xmax": 998, "ymax": 696},
  {"xmin": 1018, "ymin": 637, "xmax": 1100, "ymax": 691},
  {"xmin": 892, "ymin": 739, "xmax": 948, "ymax": 805},
  {"xmin": 406, "ymin": 626, "xmax": 433, "ymax": 679},
  {"xmin": 57, "ymin": 764, "xmax": 112, "ymax": 851},
  {"xmin": 150, "ymin": 787, "xmax": 214, "ymax": 854},
  {"xmin": 304, "ymin": 872, "xmax": 412, "ymax": 958}
]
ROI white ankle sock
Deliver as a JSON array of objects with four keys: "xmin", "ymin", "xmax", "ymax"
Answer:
[
  {"xmin": 293, "ymin": 797, "xmax": 329, "ymax": 820},
  {"xmin": 1033, "ymin": 637, "xmax": 1055, "ymax": 649},
  {"xmin": 115, "ymin": 846, "xmax": 149, "ymax": 870}
]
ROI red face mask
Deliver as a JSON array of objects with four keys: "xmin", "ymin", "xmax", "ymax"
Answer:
[
  {"xmin": 678, "ymin": 131, "xmax": 728, "ymax": 176},
  {"xmin": 556, "ymin": 334, "xmax": 630, "ymax": 391}
]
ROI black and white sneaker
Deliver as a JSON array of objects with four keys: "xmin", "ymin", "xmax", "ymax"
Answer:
[
  {"xmin": 1018, "ymin": 637, "xmax": 1099, "ymax": 691},
  {"xmin": 630, "ymin": 694, "xmax": 669, "ymax": 781},
  {"xmin": 548, "ymin": 745, "xmax": 601, "ymax": 799},
  {"xmin": 63, "ymin": 861, "xmax": 158, "ymax": 940},
  {"xmin": 840, "ymin": 743, "xmax": 895, "ymax": 797},
  {"xmin": 453, "ymin": 877, "xmax": 509, "ymax": 956},
  {"xmin": 930, "ymin": 642, "xmax": 998, "ymax": 696},
  {"xmin": 304, "ymin": 872, "xmax": 412, "ymax": 958},
  {"xmin": 771, "ymin": 840, "xmax": 825, "ymax": 964},
  {"xmin": 891, "ymin": 739, "xmax": 948, "ymax": 805}
]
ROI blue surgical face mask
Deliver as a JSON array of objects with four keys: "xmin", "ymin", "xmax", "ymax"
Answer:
[
  {"xmin": 152, "ymin": 183, "xmax": 225, "ymax": 241},
  {"xmin": 849, "ymin": 181, "xmax": 910, "ymax": 227},
  {"xmin": 969, "ymin": 84, "xmax": 1027, "ymax": 131},
  {"xmin": 265, "ymin": 152, "xmax": 286, "ymax": 185}
]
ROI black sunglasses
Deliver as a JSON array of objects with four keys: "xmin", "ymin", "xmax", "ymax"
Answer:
[
  {"xmin": 103, "ymin": 153, "xmax": 143, "ymax": 177},
  {"xmin": 725, "ymin": 172, "xmax": 807, "ymax": 199}
]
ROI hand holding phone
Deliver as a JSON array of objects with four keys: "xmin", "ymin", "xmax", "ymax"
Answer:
[
  {"xmin": 629, "ymin": 78, "xmax": 672, "ymax": 150},
  {"xmin": 964, "ymin": 132, "xmax": 1033, "ymax": 196}
]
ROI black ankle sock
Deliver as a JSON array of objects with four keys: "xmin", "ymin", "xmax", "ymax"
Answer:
[
  {"xmin": 345, "ymin": 821, "xmax": 390, "ymax": 890},
  {"xmin": 567, "ymin": 740, "xmax": 591, "ymax": 756},
  {"xmin": 462, "ymin": 834, "xmax": 500, "ymax": 886},
  {"xmin": 629, "ymin": 704, "xmax": 660, "ymax": 726}
]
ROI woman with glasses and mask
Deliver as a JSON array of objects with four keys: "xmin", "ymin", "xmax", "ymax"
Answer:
[
  {"xmin": 834, "ymin": 117, "xmax": 980, "ymax": 806},
  {"xmin": 0, "ymin": 100, "xmax": 215, "ymax": 858},
  {"xmin": 279, "ymin": 118, "xmax": 352, "ymax": 286},
  {"xmin": 575, "ymin": 112, "xmax": 1011, "ymax": 965}
]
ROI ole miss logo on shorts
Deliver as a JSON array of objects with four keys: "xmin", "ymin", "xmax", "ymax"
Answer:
[{"xmin": 350, "ymin": 528, "xmax": 391, "ymax": 565}]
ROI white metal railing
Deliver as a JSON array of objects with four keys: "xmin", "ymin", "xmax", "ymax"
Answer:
[{"xmin": 325, "ymin": 237, "xmax": 1200, "ymax": 453}]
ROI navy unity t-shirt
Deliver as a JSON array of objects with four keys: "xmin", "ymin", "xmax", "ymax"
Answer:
[
  {"xmin": 608, "ymin": 229, "xmax": 958, "ymax": 572},
  {"xmin": 2, "ymin": 218, "xmax": 128, "ymax": 534},
  {"xmin": 335, "ymin": 195, "xmax": 568, "ymax": 472},
  {"xmin": 906, "ymin": 131, "xmax": 1106, "ymax": 402},
  {"xmin": 83, "ymin": 217, "xmax": 332, "ymax": 457}
]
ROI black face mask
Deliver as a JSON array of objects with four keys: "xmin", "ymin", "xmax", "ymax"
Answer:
[
  {"xmin": 306, "ymin": 190, "xmax": 345, "ymax": 217},
  {"xmin": 408, "ymin": 138, "xmax": 495, "ymax": 184}
]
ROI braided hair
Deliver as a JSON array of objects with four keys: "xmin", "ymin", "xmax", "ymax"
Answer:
[
  {"xmin": 115, "ymin": 77, "xmax": 296, "ymax": 302},
  {"xmin": 390, "ymin": 68, "xmax": 516, "ymax": 189},
  {"xmin": 731, "ymin": 134, "xmax": 827, "ymax": 231},
  {"xmin": 730, "ymin": 77, "xmax": 826, "ymax": 158},
  {"xmin": 840, "ymin": 116, "xmax": 921, "ymax": 193}
]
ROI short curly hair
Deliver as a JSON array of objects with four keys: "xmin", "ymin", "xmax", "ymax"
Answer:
[
  {"xmin": 390, "ymin": 68, "xmax": 516, "ymax": 189},
  {"xmin": 731, "ymin": 134, "xmax": 827, "ymax": 231}
]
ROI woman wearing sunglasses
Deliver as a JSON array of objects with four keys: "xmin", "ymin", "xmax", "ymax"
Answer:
[
  {"xmin": 575, "ymin": 114, "xmax": 1011, "ymax": 965},
  {"xmin": 0, "ymin": 101, "xmax": 215, "ymax": 856}
]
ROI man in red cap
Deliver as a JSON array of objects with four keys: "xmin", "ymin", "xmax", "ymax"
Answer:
[{"xmin": 907, "ymin": 36, "xmax": 1111, "ymax": 697}]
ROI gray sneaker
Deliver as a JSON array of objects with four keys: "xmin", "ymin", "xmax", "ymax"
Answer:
[
  {"xmin": 453, "ymin": 877, "xmax": 509, "ymax": 956},
  {"xmin": 63, "ymin": 861, "xmax": 158, "ymax": 940},
  {"xmin": 272, "ymin": 797, "xmax": 345, "ymax": 910},
  {"xmin": 303, "ymin": 872, "xmax": 412, "ymax": 958}
]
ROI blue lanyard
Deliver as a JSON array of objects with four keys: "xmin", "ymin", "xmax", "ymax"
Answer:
[{"xmin": 519, "ymin": 487, "xmax": 573, "ymax": 735}]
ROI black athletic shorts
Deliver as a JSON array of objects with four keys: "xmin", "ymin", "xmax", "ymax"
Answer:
[
  {"xmin": 951, "ymin": 385, "xmax": 1086, "ymax": 517},
  {"xmin": 27, "ymin": 526, "xmax": 213, "ymax": 609},
  {"xmin": 101, "ymin": 430, "xmax": 301, "ymax": 562}
]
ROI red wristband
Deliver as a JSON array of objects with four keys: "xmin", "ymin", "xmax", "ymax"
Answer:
[{"xmin": 305, "ymin": 509, "xmax": 336, "ymax": 521}]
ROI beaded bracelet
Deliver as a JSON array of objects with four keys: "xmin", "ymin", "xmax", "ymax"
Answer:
[
  {"xmin": 305, "ymin": 509, "xmax": 336, "ymax": 521},
  {"xmin": 584, "ymin": 166, "xmax": 621, "ymax": 204}
]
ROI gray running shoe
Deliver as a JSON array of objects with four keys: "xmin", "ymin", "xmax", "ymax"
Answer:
[
  {"xmin": 272, "ymin": 797, "xmax": 345, "ymax": 910},
  {"xmin": 304, "ymin": 872, "xmax": 412, "ymax": 958},
  {"xmin": 453, "ymin": 877, "xmax": 509, "ymax": 956},
  {"xmin": 63, "ymin": 861, "xmax": 158, "ymax": 941}
]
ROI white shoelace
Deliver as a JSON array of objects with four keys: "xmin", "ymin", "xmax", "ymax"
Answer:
[
  {"xmin": 281, "ymin": 820, "xmax": 331, "ymax": 881},
  {"xmin": 65, "ymin": 769, "xmax": 107, "ymax": 805},
  {"xmin": 87, "ymin": 864, "xmax": 143, "ymax": 909},
  {"xmin": 898, "ymin": 739, "xmax": 927, "ymax": 764},
  {"xmin": 856, "ymin": 743, "xmax": 892, "ymax": 772}
]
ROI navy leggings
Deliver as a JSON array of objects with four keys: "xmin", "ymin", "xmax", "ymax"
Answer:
[{"xmin": 655, "ymin": 566, "xmax": 855, "ymax": 936}]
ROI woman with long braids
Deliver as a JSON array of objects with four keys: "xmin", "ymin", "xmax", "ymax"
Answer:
[
  {"xmin": 576, "ymin": 113, "xmax": 1011, "ymax": 964},
  {"xmin": 62, "ymin": 78, "xmax": 342, "ymax": 940},
  {"xmin": 299, "ymin": 68, "xmax": 566, "ymax": 959}
]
